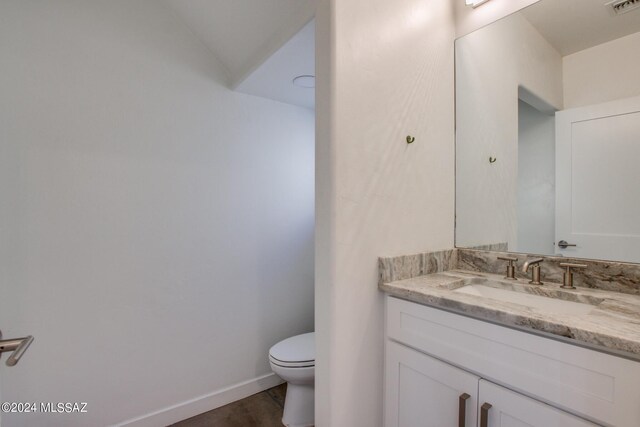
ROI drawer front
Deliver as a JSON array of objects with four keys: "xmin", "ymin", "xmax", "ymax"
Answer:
[{"xmin": 386, "ymin": 296, "xmax": 640, "ymax": 427}]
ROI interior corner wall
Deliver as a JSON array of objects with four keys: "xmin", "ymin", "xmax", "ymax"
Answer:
[
  {"xmin": 563, "ymin": 31, "xmax": 640, "ymax": 109},
  {"xmin": 455, "ymin": 12, "xmax": 563, "ymax": 250},
  {"xmin": 0, "ymin": 1, "xmax": 314, "ymax": 426},
  {"xmin": 315, "ymin": 0, "xmax": 456, "ymax": 425},
  {"xmin": 517, "ymin": 100, "xmax": 556, "ymax": 255}
]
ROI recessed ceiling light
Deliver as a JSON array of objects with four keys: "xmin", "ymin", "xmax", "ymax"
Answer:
[{"xmin": 293, "ymin": 75, "xmax": 315, "ymax": 89}]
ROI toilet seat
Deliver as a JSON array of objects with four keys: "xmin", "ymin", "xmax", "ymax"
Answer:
[
  {"xmin": 269, "ymin": 356, "xmax": 314, "ymax": 368},
  {"xmin": 269, "ymin": 332, "xmax": 315, "ymax": 426},
  {"xmin": 269, "ymin": 332, "xmax": 315, "ymax": 368}
]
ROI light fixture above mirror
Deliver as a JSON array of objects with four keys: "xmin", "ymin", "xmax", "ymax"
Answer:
[{"xmin": 465, "ymin": 0, "xmax": 491, "ymax": 8}]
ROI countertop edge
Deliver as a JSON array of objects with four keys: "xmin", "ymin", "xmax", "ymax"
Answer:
[{"xmin": 379, "ymin": 280, "xmax": 640, "ymax": 362}]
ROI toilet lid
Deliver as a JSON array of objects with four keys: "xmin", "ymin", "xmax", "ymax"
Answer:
[{"xmin": 269, "ymin": 332, "xmax": 315, "ymax": 365}]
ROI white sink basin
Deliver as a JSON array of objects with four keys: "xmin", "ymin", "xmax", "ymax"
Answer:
[{"xmin": 454, "ymin": 284, "xmax": 595, "ymax": 315}]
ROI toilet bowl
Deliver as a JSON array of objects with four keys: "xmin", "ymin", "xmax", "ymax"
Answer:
[{"xmin": 269, "ymin": 332, "xmax": 315, "ymax": 427}]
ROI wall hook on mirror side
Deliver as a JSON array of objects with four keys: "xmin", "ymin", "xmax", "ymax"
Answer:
[
  {"xmin": 489, "ymin": 156, "xmax": 497, "ymax": 164},
  {"xmin": 406, "ymin": 135, "xmax": 415, "ymax": 144}
]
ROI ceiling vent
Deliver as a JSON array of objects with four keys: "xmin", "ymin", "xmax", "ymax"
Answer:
[{"xmin": 606, "ymin": 0, "xmax": 640, "ymax": 15}]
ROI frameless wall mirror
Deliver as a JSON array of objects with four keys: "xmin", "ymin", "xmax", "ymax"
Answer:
[{"xmin": 455, "ymin": 0, "xmax": 640, "ymax": 263}]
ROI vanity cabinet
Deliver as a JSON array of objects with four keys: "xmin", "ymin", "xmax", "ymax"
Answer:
[
  {"xmin": 386, "ymin": 342, "xmax": 595, "ymax": 427},
  {"xmin": 384, "ymin": 296, "xmax": 640, "ymax": 427}
]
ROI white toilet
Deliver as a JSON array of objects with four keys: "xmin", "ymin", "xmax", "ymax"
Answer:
[{"xmin": 269, "ymin": 332, "xmax": 315, "ymax": 427}]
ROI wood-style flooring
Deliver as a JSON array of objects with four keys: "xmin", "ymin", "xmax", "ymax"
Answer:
[{"xmin": 170, "ymin": 384, "xmax": 287, "ymax": 427}]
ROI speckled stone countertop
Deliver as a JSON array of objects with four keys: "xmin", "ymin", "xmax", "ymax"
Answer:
[{"xmin": 380, "ymin": 269, "xmax": 640, "ymax": 358}]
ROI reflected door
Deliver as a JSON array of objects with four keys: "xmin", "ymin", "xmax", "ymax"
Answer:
[{"xmin": 556, "ymin": 95, "xmax": 640, "ymax": 262}]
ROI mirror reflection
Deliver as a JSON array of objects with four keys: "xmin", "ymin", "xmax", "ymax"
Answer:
[{"xmin": 455, "ymin": 0, "xmax": 640, "ymax": 263}]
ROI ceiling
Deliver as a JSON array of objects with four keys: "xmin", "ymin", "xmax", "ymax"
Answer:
[
  {"xmin": 163, "ymin": 0, "xmax": 315, "ymax": 108},
  {"xmin": 236, "ymin": 20, "xmax": 315, "ymax": 109},
  {"xmin": 521, "ymin": 0, "xmax": 640, "ymax": 55}
]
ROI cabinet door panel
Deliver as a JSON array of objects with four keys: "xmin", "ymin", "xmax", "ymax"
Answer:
[
  {"xmin": 385, "ymin": 341, "xmax": 479, "ymax": 427},
  {"xmin": 478, "ymin": 380, "xmax": 598, "ymax": 427},
  {"xmin": 387, "ymin": 296, "xmax": 640, "ymax": 426}
]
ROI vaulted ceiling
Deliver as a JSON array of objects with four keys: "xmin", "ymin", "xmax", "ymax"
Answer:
[{"xmin": 162, "ymin": 0, "xmax": 315, "ymax": 97}]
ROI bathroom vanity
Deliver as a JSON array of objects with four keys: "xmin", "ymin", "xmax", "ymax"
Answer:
[
  {"xmin": 384, "ymin": 0, "xmax": 640, "ymax": 424},
  {"xmin": 383, "ymin": 294, "xmax": 640, "ymax": 427},
  {"xmin": 379, "ymin": 249, "xmax": 640, "ymax": 427}
]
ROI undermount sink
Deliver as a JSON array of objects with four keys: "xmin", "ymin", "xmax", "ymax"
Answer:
[{"xmin": 453, "ymin": 280, "xmax": 597, "ymax": 315}]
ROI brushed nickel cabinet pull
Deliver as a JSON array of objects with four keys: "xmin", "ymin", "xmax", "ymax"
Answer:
[
  {"xmin": 480, "ymin": 402, "xmax": 492, "ymax": 427},
  {"xmin": 458, "ymin": 393, "xmax": 470, "ymax": 427}
]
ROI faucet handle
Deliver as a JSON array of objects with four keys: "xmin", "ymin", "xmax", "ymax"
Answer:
[
  {"xmin": 559, "ymin": 263, "xmax": 587, "ymax": 289},
  {"xmin": 497, "ymin": 256, "xmax": 518, "ymax": 280},
  {"xmin": 559, "ymin": 262, "xmax": 587, "ymax": 269}
]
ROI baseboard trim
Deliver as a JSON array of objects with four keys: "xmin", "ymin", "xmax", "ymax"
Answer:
[{"xmin": 114, "ymin": 373, "xmax": 284, "ymax": 427}]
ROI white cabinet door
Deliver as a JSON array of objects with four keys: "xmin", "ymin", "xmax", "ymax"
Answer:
[
  {"xmin": 555, "ymin": 95, "xmax": 640, "ymax": 262},
  {"xmin": 385, "ymin": 341, "xmax": 479, "ymax": 427},
  {"xmin": 478, "ymin": 380, "xmax": 598, "ymax": 427}
]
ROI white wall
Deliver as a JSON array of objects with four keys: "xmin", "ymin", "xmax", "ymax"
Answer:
[
  {"xmin": 315, "ymin": 0, "xmax": 455, "ymax": 425},
  {"xmin": 517, "ymin": 100, "xmax": 556, "ymax": 255},
  {"xmin": 0, "ymin": 1, "xmax": 314, "ymax": 426},
  {"xmin": 455, "ymin": 12, "xmax": 563, "ymax": 250},
  {"xmin": 563, "ymin": 31, "xmax": 640, "ymax": 109},
  {"xmin": 313, "ymin": 1, "xmax": 570, "ymax": 425}
]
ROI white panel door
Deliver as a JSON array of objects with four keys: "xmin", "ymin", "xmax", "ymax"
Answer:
[
  {"xmin": 478, "ymin": 380, "xmax": 597, "ymax": 427},
  {"xmin": 385, "ymin": 341, "xmax": 479, "ymax": 427},
  {"xmin": 556, "ymin": 95, "xmax": 640, "ymax": 262}
]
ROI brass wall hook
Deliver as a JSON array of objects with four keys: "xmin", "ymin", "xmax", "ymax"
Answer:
[
  {"xmin": 406, "ymin": 135, "xmax": 415, "ymax": 144},
  {"xmin": 489, "ymin": 157, "xmax": 497, "ymax": 164}
]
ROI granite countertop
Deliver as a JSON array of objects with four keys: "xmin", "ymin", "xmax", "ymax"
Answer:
[{"xmin": 380, "ymin": 269, "xmax": 640, "ymax": 358}]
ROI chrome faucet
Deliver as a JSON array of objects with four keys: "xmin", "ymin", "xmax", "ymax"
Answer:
[{"xmin": 522, "ymin": 258, "xmax": 544, "ymax": 285}]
